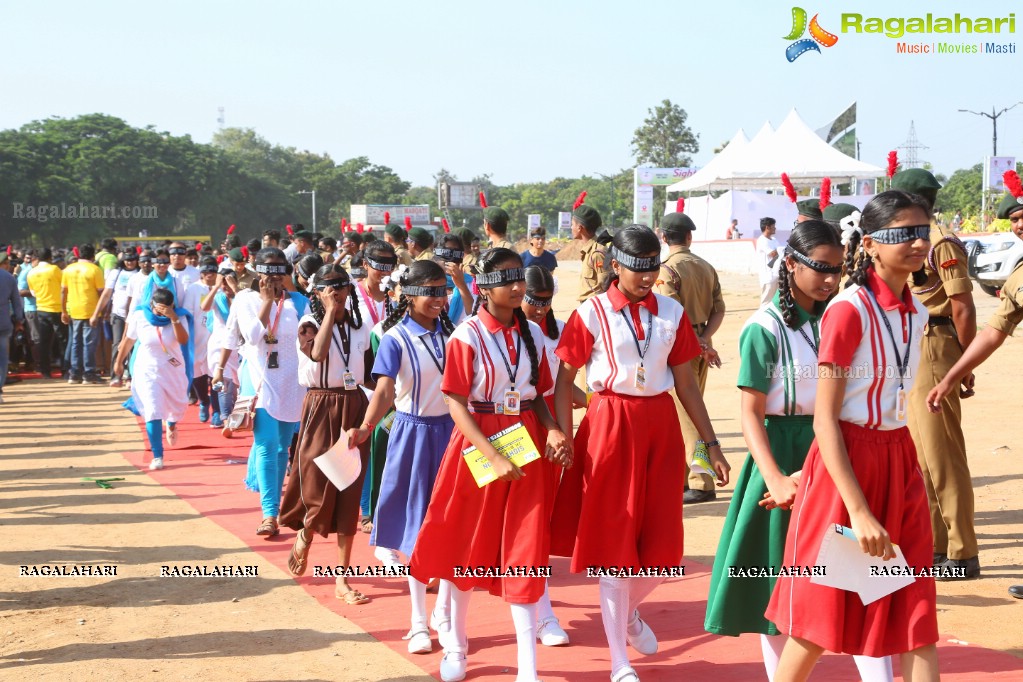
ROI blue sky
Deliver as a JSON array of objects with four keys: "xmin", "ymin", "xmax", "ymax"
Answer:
[{"xmin": 2, "ymin": 0, "xmax": 1020, "ymax": 185}]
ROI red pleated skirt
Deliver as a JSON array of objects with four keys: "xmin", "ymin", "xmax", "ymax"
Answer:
[
  {"xmin": 550, "ymin": 391, "xmax": 685, "ymax": 572},
  {"xmin": 408, "ymin": 410, "xmax": 555, "ymax": 604},
  {"xmin": 765, "ymin": 421, "xmax": 938, "ymax": 656}
]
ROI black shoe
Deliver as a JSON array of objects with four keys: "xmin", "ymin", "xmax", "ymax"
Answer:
[
  {"xmin": 933, "ymin": 553, "xmax": 948, "ymax": 567},
  {"xmin": 683, "ymin": 489, "xmax": 716, "ymax": 504},
  {"xmin": 1008, "ymin": 585, "xmax": 1023, "ymax": 599},
  {"xmin": 934, "ymin": 556, "xmax": 981, "ymax": 581}
]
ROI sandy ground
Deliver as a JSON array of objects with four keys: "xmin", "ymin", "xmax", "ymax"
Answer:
[{"xmin": 1, "ymin": 261, "xmax": 1021, "ymax": 681}]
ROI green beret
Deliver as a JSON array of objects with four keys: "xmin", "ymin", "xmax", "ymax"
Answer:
[
  {"xmin": 384, "ymin": 223, "xmax": 405, "ymax": 241},
  {"xmin": 661, "ymin": 212, "xmax": 695, "ymax": 235},
  {"xmin": 891, "ymin": 168, "xmax": 942, "ymax": 195},
  {"xmin": 228, "ymin": 247, "xmax": 245, "ymax": 262},
  {"xmin": 796, "ymin": 199, "xmax": 823, "ymax": 220},
  {"xmin": 996, "ymin": 192, "xmax": 1023, "ymax": 220},
  {"xmin": 292, "ymin": 230, "xmax": 313, "ymax": 242},
  {"xmin": 408, "ymin": 227, "xmax": 434, "ymax": 248},
  {"xmin": 572, "ymin": 205, "xmax": 602, "ymax": 232},
  {"xmin": 455, "ymin": 228, "xmax": 478, "ymax": 249},
  {"xmin": 822, "ymin": 203, "xmax": 858, "ymax": 225},
  {"xmin": 483, "ymin": 207, "xmax": 510, "ymax": 232}
]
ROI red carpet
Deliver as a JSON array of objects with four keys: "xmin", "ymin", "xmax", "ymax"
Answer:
[{"xmin": 121, "ymin": 406, "xmax": 1023, "ymax": 680}]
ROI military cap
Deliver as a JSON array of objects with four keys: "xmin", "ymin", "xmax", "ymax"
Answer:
[
  {"xmin": 661, "ymin": 212, "xmax": 696, "ymax": 235},
  {"xmin": 483, "ymin": 207, "xmax": 510, "ymax": 232},
  {"xmin": 822, "ymin": 203, "xmax": 859, "ymax": 225},
  {"xmin": 891, "ymin": 168, "xmax": 942, "ymax": 207},
  {"xmin": 408, "ymin": 227, "xmax": 434, "ymax": 248},
  {"xmin": 228, "ymin": 247, "xmax": 246, "ymax": 262},
  {"xmin": 796, "ymin": 199, "xmax": 823, "ymax": 220},
  {"xmin": 996, "ymin": 192, "xmax": 1023, "ymax": 220},
  {"xmin": 572, "ymin": 205, "xmax": 603, "ymax": 232},
  {"xmin": 384, "ymin": 223, "xmax": 405, "ymax": 241}
]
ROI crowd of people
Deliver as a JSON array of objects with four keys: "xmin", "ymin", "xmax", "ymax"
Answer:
[{"xmin": 3, "ymin": 171, "xmax": 1023, "ymax": 682}]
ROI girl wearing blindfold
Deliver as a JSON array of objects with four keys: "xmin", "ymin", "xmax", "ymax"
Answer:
[
  {"xmin": 551, "ymin": 225, "xmax": 729, "ymax": 682},
  {"xmin": 408, "ymin": 248, "xmax": 571, "ymax": 682},
  {"xmin": 766, "ymin": 191, "xmax": 938, "ymax": 681},
  {"xmin": 705, "ymin": 221, "xmax": 892, "ymax": 680}
]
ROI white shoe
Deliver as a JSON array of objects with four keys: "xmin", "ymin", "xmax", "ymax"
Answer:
[
  {"xmin": 373, "ymin": 546, "xmax": 405, "ymax": 568},
  {"xmin": 611, "ymin": 665, "xmax": 640, "ymax": 682},
  {"xmin": 166, "ymin": 425, "xmax": 178, "ymax": 447},
  {"xmin": 404, "ymin": 628, "xmax": 432, "ymax": 654},
  {"xmin": 149, "ymin": 458, "xmax": 164, "ymax": 470},
  {"xmin": 439, "ymin": 651, "xmax": 467, "ymax": 682},
  {"xmin": 430, "ymin": 608, "xmax": 451, "ymax": 633},
  {"xmin": 626, "ymin": 611, "xmax": 657, "ymax": 655},
  {"xmin": 536, "ymin": 616, "xmax": 569, "ymax": 646}
]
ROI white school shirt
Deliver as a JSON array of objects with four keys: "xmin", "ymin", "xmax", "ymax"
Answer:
[
  {"xmin": 373, "ymin": 316, "xmax": 450, "ymax": 417},
  {"xmin": 224, "ymin": 289, "xmax": 304, "ymax": 423},
  {"xmin": 818, "ymin": 269, "xmax": 926, "ymax": 430},
  {"xmin": 556, "ymin": 281, "xmax": 702, "ymax": 396},
  {"xmin": 206, "ymin": 291, "xmax": 238, "ymax": 382},
  {"xmin": 354, "ymin": 280, "xmax": 389, "ymax": 330},
  {"xmin": 104, "ymin": 267, "xmax": 137, "ymax": 318},
  {"xmin": 538, "ymin": 318, "xmax": 566, "ymax": 398},
  {"xmin": 183, "ymin": 281, "xmax": 213, "ymax": 375},
  {"xmin": 442, "ymin": 306, "xmax": 553, "ymax": 405},
  {"xmin": 296, "ymin": 314, "xmax": 372, "ymax": 389}
]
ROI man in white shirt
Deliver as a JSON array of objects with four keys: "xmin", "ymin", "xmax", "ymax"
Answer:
[
  {"xmin": 168, "ymin": 241, "xmax": 200, "ymax": 290},
  {"xmin": 756, "ymin": 217, "xmax": 779, "ymax": 306}
]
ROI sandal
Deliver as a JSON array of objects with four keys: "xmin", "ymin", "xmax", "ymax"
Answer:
[
  {"xmin": 336, "ymin": 588, "xmax": 371, "ymax": 605},
  {"xmin": 288, "ymin": 530, "xmax": 311, "ymax": 576},
  {"xmin": 256, "ymin": 517, "xmax": 279, "ymax": 537},
  {"xmin": 359, "ymin": 517, "xmax": 373, "ymax": 534}
]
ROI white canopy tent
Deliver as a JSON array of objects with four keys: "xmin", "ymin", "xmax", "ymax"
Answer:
[{"xmin": 667, "ymin": 109, "xmax": 883, "ymax": 193}]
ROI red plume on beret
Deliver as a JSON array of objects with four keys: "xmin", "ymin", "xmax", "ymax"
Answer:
[
  {"xmin": 818, "ymin": 178, "xmax": 832, "ymax": 213},
  {"xmin": 340, "ymin": 218, "xmax": 347, "ymax": 232},
  {"xmin": 573, "ymin": 191, "xmax": 587, "ymax": 210},
  {"xmin": 1005, "ymin": 170, "xmax": 1023, "ymax": 199},
  {"xmin": 887, "ymin": 151, "xmax": 899, "ymax": 179},
  {"xmin": 479, "ymin": 191, "xmax": 488, "ymax": 209},
  {"xmin": 195, "ymin": 242, "xmax": 203, "ymax": 250},
  {"xmin": 241, "ymin": 246, "xmax": 249, "ymax": 259},
  {"xmin": 227, "ymin": 224, "xmax": 236, "ymax": 235},
  {"xmin": 286, "ymin": 224, "xmax": 294, "ymax": 236},
  {"xmin": 384, "ymin": 211, "xmax": 391, "ymax": 225},
  {"xmin": 6, "ymin": 245, "xmax": 11, "ymax": 255},
  {"xmin": 404, "ymin": 216, "xmax": 413, "ymax": 232},
  {"xmin": 676, "ymin": 198, "xmax": 685, "ymax": 213},
  {"xmin": 136, "ymin": 246, "xmax": 143, "ymax": 254},
  {"xmin": 781, "ymin": 173, "xmax": 797, "ymax": 203},
  {"xmin": 356, "ymin": 223, "xmax": 364, "ymax": 233},
  {"xmin": 442, "ymin": 218, "xmax": 451, "ymax": 233},
  {"xmin": 73, "ymin": 246, "xmax": 80, "ymax": 258}
]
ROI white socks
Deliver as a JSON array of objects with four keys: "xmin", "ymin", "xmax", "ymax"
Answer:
[
  {"xmin": 599, "ymin": 576, "xmax": 632, "ymax": 676},
  {"xmin": 760, "ymin": 634, "xmax": 786, "ymax": 680},
  {"xmin": 509, "ymin": 602, "xmax": 539, "ymax": 682},
  {"xmin": 852, "ymin": 655, "xmax": 894, "ymax": 682},
  {"xmin": 627, "ymin": 575, "xmax": 664, "ymax": 615},
  {"xmin": 436, "ymin": 578, "xmax": 452, "ymax": 622},
  {"xmin": 536, "ymin": 581, "xmax": 556, "ymax": 622},
  {"xmin": 408, "ymin": 577, "xmax": 428, "ymax": 629},
  {"xmin": 445, "ymin": 585, "xmax": 472, "ymax": 653}
]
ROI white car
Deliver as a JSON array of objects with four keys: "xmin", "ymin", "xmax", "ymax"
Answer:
[{"xmin": 963, "ymin": 233, "xmax": 1023, "ymax": 296}]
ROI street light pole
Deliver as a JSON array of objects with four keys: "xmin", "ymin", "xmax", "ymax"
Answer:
[
  {"xmin": 958, "ymin": 102, "xmax": 1023, "ymax": 156},
  {"xmin": 297, "ymin": 190, "xmax": 316, "ymax": 233}
]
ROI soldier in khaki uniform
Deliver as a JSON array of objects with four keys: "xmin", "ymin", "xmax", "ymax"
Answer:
[
  {"xmin": 572, "ymin": 204, "xmax": 606, "ymax": 302},
  {"xmin": 482, "ymin": 207, "xmax": 515, "ymax": 251},
  {"xmin": 893, "ymin": 169, "xmax": 981, "ymax": 580},
  {"xmin": 408, "ymin": 227, "xmax": 435, "ymax": 261},
  {"xmin": 655, "ymin": 209, "xmax": 726, "ymax": 502},
  {"xmin": 928, "ymin": 187, "xmax": 1023, "ymax": 597},
  {"xmin": 384, "ymin": 223, "xmax": 414, "ymax": 267}
]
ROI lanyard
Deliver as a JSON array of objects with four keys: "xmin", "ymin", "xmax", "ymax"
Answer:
[
  {"xmin": 489, "ymin": 327, "xmax": 522, "ymax": 391},
  {"xmin": 358, "ymin": 282, "xmax": 383, "ymax": 325},
  {"xmin": 266, "ymin": 292, "xmax": 286, "ymax": 341},
  {"xmin": 866, "ymin": 288, "xmax": 913, "ymax": 388},
  {"xmin": 330, "ymin": 321, "xmax": 352, "ymax": 369},
  {"xmin": 418, "ymin": 333, "xmax": 446, "ymax": 375},
  {"xmin": 155, "ymin": 324, "xmax": 172, "ymax": 356},
  {"xmin": 620, "ymin": 306, "xmax": 653, "ymax": 367},
  {"xmin": 797, "ymin": 323, "xmax": 818, "ymax": 357}
]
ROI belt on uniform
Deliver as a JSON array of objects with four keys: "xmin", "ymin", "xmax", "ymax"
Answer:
[
  {"xmin": 927, "ymin": 316, "xmax": 953, "ymax": 327},
  {"xmin": 469, "ymin": 399, "xmax": 534, "ymax": 414}
]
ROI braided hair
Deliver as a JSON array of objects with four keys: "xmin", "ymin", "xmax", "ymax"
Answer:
[
  {"xmin": 308, "ymin": 263, "xmax": 363, "ymax": 329},
  {"xmin": 470, "ymin": 247, "xmax": 540, "ymax": 387},
  {"xmin": 601, "ymin": 224, "xmax": 661, "ymax": 292},
  {"xmin": 843, "ymin": 190, "xmax": 932, "ymax": 290},
  {"xmin": 363, "ymin": 240, "xmax": 398, "ymax": 317},
  {"xmin": 524, "ymin": 265, "xmax": 559, "ymax": 340},
  {"xmin": 381, "ymin": 260, "xmax": 456, "ymax": 335},
  {"xmin": 777, "ymin": 220, "xmax": 842, "ymax": 329}
]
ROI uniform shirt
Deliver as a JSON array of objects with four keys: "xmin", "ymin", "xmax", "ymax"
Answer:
[
  {"xmin": 61, "ymin": 260, "xmax": 105, "ymax": 320},
  {"xmin": 234, "ymin": 269, "xmax": 256, "ymax": 292},
  {"xmin": 354, "ymin": 280, "xmax": 389, "ymax": 329},
  {"xmin": 462, "ymin": 252, "xmax": 480, "ymax": 271},
  {"xmin": 522, "ymin": 249, "xmax": 558, "ymax": 272},
  {"xmin": 655, "ymin": 245, "xmax": 725, "ymax": 329},
  {"xmin": 577, "ymin": 239, "xmax": 608, "ymax": 302},
  {"xmin": 104, "ymin": 267, "xmax": 138, "ymax": 319},
  {"xmin": 183, "ymin": 281, "xmax": 213, "ymax": 365},
  {"xmin": 414, "ymin": 248, "xmax": 435, "ymax": 262},
  {"xmin": 443, "ymin": 306, "xmax": 553, "ymax": 405},
  {"xmin": 756, "ymin": 234, "xmax": 780, "ymax": 285},
  {"xmin": 490, "ymin": 238, "xmax": 516, "ymax": 251},
  {"xmin": 557, "ymin": 281, "xmax": 702, "ymax": 396},
  {"xmin": 225, "ymin": 289, "xmax": 304, "ymax": 423},
  {"xmin": 169, "ymin": 264, "xmax": 201, "ymax": 291},
  {"xmin": 17, "ymin": 263, "xmax": 35, "ymax": 313},
  {"xmin": 818, "ymin": 268, "xmax": 926, "ymax": 430},
  {"xmin": 27, "ymin": 261, "xmax": 63, "ymax": 313},
  {"xmin": 373, "ymin": 315, "xmax": 450, "ymax": 417},
  {"xmin": 394, "ymin": 246, "xmax": 414, "ymax": 268},
  {"xmin": 988, "ymin": 262, "xmax": 1023, "ymax": 335},
  {"xmin": 737, "ymin": 295, "xmax": 825, "ymax": 416},
  {"xmin": 538, "ymin": 317, "xmax": 566, "ymax": 398},
  {"xmin": 296, "ymin": 314, "xmax": 372, "ymax": 390},
  {"xmin": 911, "ymin": 225, "xmax": 972, "ymax": 317}
]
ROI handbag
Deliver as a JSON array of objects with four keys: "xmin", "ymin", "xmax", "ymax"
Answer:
[{"xmin": 222, "ymin": 394, "xmax": 256, "ymax": 438}]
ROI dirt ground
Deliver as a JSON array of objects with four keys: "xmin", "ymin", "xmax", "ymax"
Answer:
[{"xmin": 1, "ymin": 261, "xmax": 1021, "ymax": 680}]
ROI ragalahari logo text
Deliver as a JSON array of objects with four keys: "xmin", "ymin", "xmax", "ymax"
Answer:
[{"xmin": 784, "ymin": 7, "xmax": 838, "ymax": 61}]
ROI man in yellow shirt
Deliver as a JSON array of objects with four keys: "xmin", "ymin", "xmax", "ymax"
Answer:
[
  {"xmin": 27, "ymin": 248, "xmax": 64, "ymax": 380},
  {"xmin": 61, "ymin": 244, "xmax": 105, "ymax": 384}
]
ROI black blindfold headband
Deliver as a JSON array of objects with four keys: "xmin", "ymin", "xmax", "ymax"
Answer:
[
  {"xmin": 868, "ymin": 225, "xmax": 930, "ymax": 245},
  {"xmin": 255, "ymin": 263, "xmax": 289, "ymax": 275},
  {"xmin": 366, "ymin": 256, "xmax": 397, "ymax": 273},
  {"xmin": 788, "ymin": 248, "xmax": 843, "ymax": 274},
  {"xmin": 524, "ymin": 293, "xmax": 553, "ymax": 307},
  {"xmin": 434, "ymin": 247, "xmax": 464, "ymax": 263},
  {"xmin": 402, "ymin": 285, "xmax": 448, "ymax": 298},
  {"xmin": 168, "ymin": 247, "xmax": 187, "ymax": 255},
  {"xmin": 610, "ymin": 246, "xmax": 660, "ymax": 272},
  {"xmin": 476, "ymin": 267, "xmax": 526, "ymax": 288}
]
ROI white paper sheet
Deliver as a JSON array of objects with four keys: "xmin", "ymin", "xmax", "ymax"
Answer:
[
  {"xmin": 811, "ymin": 524, "xmax": 915, "ymax": 605},
  {"xmin": 313, "ymin": 439, "xmax": 363, "ymax": 492}
]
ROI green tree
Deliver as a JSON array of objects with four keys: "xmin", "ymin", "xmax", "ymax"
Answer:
[
  {"xmin": 631, "ymin": 99, "xmax": 700, "ymax": 167},
  {"xmin": 935, "ymin": 164, "xmax": 983, "ymax": 217}
]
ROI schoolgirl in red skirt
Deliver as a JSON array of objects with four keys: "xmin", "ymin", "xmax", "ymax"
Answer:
[
  {"xmin": 765, "ymin": 191, "xmax": 940, "ymax": 681},
  {"xmin": 408, "ymin": 247, "xmax": 571, "ymax": 682},
  {"xmin": 550, "ymin": 225, "xmax": 730, "ymax": 682}
]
